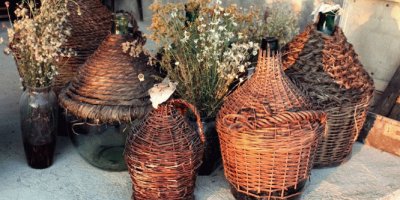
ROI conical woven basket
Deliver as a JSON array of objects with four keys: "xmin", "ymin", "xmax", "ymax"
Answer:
[
  {"xmin": 59, "ymin": 30, "xmax": 157, "ymax": 123},
  {"xmin": 282, "ymin": 24, "xmax": 374, "ymax": 167},
  {"xmin": 54, "ymin": 0, "xmax": 112, "ymax": 94},
  {"xmin": 217, "ymin": 51, "xmax": 326, "ymax": 199},
  {"xmin": 124, "ymin": 99, "xmax": 205, "ymax": 200}
]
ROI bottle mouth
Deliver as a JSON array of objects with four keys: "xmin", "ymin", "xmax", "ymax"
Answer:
[{"xmin": 260, "ymin": 37, "xmax": 279, "ymax": 54}]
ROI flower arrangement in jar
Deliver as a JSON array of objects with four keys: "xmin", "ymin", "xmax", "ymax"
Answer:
[{"xmin": 2, "ymin": 0, "xmax": 74, "ymax": 169}]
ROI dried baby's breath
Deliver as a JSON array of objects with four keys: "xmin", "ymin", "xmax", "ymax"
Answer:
[
  {"xmin": 5, "ymin": 0, "xmax": 74, "ymax": 88},
  {"xmin": 148, "ymin": 0, "xmax": 266, "ymax": 118}
]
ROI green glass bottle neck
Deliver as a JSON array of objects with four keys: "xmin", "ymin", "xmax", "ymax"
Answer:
[
  {"xmin": 316, "ymin": 12, "xmax": 336, "ymax": 36},
  {"xmin": 114, "ymin": 14, "xmax": 129, "ymax": 35}
]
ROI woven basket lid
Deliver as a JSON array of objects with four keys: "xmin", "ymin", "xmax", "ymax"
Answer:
[
  {"xmin": 282, "ymin": 24, "xmax": 374, "ymax": 109},
  {"xmin": 54, "ymin": 0, "xmax": 113, "ymax": 94},
  {"xmin": 59, "ymin": 31, "xmax": 157, "ymax": 123}
]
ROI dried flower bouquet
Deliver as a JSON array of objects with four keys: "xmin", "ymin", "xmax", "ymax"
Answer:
[
  {"xmin": 4, "ymin": 0, "xmax": 74, "ymax": 88},
  {"xmin": 148, "ymin": 0, "xmax": 271, "ymax": 118}
]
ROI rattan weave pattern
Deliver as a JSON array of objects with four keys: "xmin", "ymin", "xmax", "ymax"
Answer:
[
  {"xmin": 282, "ymin": 25, "xmax": 374, "ymax": 167},
  {"xmin": 54, "ymin": 0, "xmax": 112, "ymax": 94},
  {"xmin": 59, "ymin": 33, "xmax": 156, "ymax": 123},
  {"xmin": 217, "ymin": 51, "xmax": 326, "ymax": 199},
  {"xmin": 124, "ymin": 99, "xmax": 204, "ymax": 200}
]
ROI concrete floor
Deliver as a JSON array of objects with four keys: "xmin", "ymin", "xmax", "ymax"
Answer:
[{"xmin": 1, "ymin": 22, "xmax": 400, "ymax": 200}]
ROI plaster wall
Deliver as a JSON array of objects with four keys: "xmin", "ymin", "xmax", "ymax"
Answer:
[{"xmin": 340, "ymin": 0, "xmax": 400, "ymax": 91}]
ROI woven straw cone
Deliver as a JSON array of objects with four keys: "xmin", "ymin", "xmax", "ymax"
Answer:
[
  {"xmin": 125, "ymin": 99, "xmax": 205, "ymax": 200},
  {"xmin": 282, "ymin": 24, "xmax": 374, "ymax": 167},
  {"xmin": 59, "ymin": 33, "xmax": 157, "ymax": 124},
  {"xmin": 217, "ymin": 51, "xmax": 326, "ymax": 199},
  {"xmin": 54, "ymin": 0, "xmax": 112, "ymax": 94}
]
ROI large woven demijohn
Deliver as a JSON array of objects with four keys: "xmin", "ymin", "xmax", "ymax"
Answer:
[
  {"xmin": 59, "ymin": 17, "xmax": 157, "ymax": 170},
  {"xmin": 282, "ymin": 24, "xmax": 374, "ymax": 167},
  {"xmin": 124, "ymin": 99, "xmax": 204, "ymax": 200},
  {"xmin": 54, "ymin": 0, "xmax": 112, "ymax": 93},
  {"xmin": 217, "ymin": 48, "xmax": 326, "ymax": 200}
]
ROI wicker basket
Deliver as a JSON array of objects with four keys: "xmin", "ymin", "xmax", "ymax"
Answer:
[
  {"xmin": 59, "ymin": 30, "xmax": 157, "ymax": 123},
  {"xmin": 54, "ymin": 0, "xmax": 112, "ymax": 94},
  {"xmin": 217, "ymin": 51, "xmax": 326, "ymax": 199},
  {"xmin": 282, "ymin": 24, "xmax": 374, "ymax": 167},
  {"xmin": 124, "ymin": 99, "xmax": 205, "ymax": 200}
]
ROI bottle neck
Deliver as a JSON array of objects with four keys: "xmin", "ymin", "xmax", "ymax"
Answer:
[
  {"xmin": 260, "ymin": 37, "xmax": 279, "ymax": 55},
  {"xmin": 113, "ymin": 14, "xmax": 129, "ymax": 35},
  {"xmin": 316, "ymin": 12, "xmax": 336, "ymax": 35}
]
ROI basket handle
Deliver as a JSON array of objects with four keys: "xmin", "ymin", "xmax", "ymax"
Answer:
[
  {"xmin": 169, "ymin": 99, "xmax": 205, "ymax": 144},
  {"xmin": 222, "ymin": 114, "xmax": 253, "ymax": 131},
  {"xmin": 222, "ymin": 110, "xmax": 326, "ymax": 128},
  {"xmin": 264, "ymin": 110, "xmax": 326, "ymax": 125}
]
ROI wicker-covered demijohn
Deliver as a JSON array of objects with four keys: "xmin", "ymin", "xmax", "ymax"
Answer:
[
  {"xmin": 59, "ymin": 25, "xmax": 157, "ymax": 123},
  {"xmin": 282, "ymin": 25, "xmax": 374, "ymax": 167},
  {"xmin": 217, "ymin": 51, "xmax": 326, "ymax": 199},
  {"xmin": 54, "ymin": 0, "xmax": 112, "ymax": 93},
  {"xmin": 124, "ymin": 99, "xmax": 205, "ymax": 200}
]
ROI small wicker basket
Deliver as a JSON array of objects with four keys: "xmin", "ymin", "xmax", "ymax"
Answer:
[
  {"xmin": 124, "ymin": 99, "xmax": 205, "ymax": 200},
  {"xmin": 54, "ymin": 0, "xmax": 112, "ymax": 94},
  {"xmin": 282, "ymin": 24, "xmax": 374, "ymax": 167},
  {"xmin": 217, "ymin": 51, "xmax": 326, "ymax": 199}
]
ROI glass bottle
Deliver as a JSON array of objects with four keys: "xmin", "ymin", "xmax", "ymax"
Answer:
[
  {"xmin": 70, "ymin": 120, "xmax": 131, "ymax": 171},
  {"xmin": 20, "ymin": 86, "xmax": 58, "ymax": 169}
]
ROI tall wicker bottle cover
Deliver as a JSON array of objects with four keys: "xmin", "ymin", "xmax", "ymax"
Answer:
[
  {"xmin": 216, "ymin": 42, "xmax": 326, "ymax": 199},
  {"xmin": 54, "ymin": 0, "xmax": 112, "ymax": 94},
  {"xmin": 125, "ymin": 99, "xmax": 205, "ymax": 200},
  {"xmin": 55, "ymin": 0, "xmax": 112, "ymax": 136},
  {"xmin": 282, "ymin": 19, "xmax": 374, "ymax": 167},
  {"xmin": 59, "ymin": 14, "xmax": 157, "ymax": 171}
]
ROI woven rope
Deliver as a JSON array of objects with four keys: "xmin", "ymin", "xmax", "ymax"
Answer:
[
  {"xmin": 125, "ymin": 99, "xmax": 205, "ymax": 200},
  {"xmin": 59, "ymin": 33, "xmax": 157, "ymax": 123},
  {"xmin": 217, "ymin": 51, "xmax": 326, "ymax": 199},
  {"xmin": 54, "ymin": 0, "xmax": 112, "ymax": 94},
  {"xmin": 282, "ymin": 24, "xmax": 374, "ymax": 167}
]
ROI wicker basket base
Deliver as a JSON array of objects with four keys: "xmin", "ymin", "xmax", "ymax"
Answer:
[
  {"xmin": 230, "ymin": 180, "xmax": 306, "ymax": 200},
  {"xmin": 313, "ymin": 152, "xmax": 352, "ymax": 168}
]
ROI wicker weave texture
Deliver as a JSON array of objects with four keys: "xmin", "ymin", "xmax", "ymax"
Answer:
[
  {"xmin": 54, "ymin": 0, "xmax": 112, "ymax": 94},
  {"xmin": 222, "ymin": 111, "xmax": 324, "ymax": 199},
  {"xmin": 124, "ymin": 99, "xmax": 205, "ymax": 200},
  {"xmin": 217, "ymin": 52, "xmax": 326, "ymax": 199},
  {"xmin": 59, "ymin": 34, "xmax": 157, "ymax": 123},
  {"xmin": 282, "ymin": 25, "xmax": 374, "ymax": 167}
]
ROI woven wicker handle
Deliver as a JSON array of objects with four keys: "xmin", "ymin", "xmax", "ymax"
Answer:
[
  {"xmin": 265, "ymin": 110, "xmax": 327, "ymax": 125},
  {"xmin": 169, "ymin": 99, "xmax": 206, "ymax": 144},
  {"xmin": 223, "ymin": 110, "xmax": 326, "ymax": 128},
  {"xmin": 222, "ymin": 114, "xmax": 254, "ymax": 131}
]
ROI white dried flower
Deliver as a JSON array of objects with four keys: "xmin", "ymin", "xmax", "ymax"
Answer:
[
  {"xmin": 138, "ymin": 73, "xmax": 145, "ymax": 82},
  {"xmin": 175, "ymin": 61, "xmax": 179, "ymax": 66},
  {"xmin": 3, "ymin": 47, "xmax": 11, "ymax": 55},
  {"xmin": 0, "ymin": 37, "xmax": 3, "ymax": 44}
]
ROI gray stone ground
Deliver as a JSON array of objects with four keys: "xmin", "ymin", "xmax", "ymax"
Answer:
[{"xmin": 0, "ymin": 22, "xmax": 399, "ymax": 200}]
